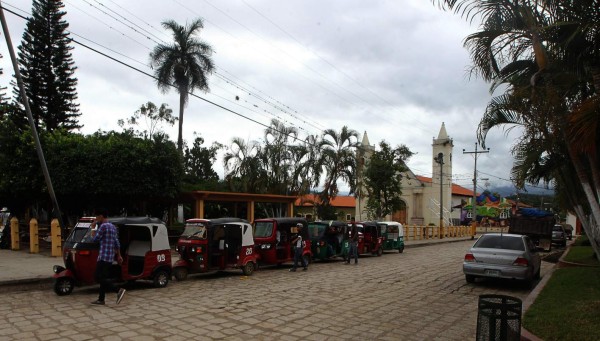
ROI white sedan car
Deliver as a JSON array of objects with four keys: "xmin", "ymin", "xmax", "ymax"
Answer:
[{"xmin": 463, "ymin": 233, "xmax": 541, "ymax": 286}]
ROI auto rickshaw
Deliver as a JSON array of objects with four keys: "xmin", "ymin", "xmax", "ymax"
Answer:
[
  {"xmin": 52, "ymin": 217, "xmax": 172, "ymax": 296},
  {"xmin": 378, "ymin": 221, "xmax": 405, "ymax": 253},
  {"xmin": 173, "ymin": 218, "xmax": 256, "ymax": 280},
  {"xmin": 355, "ymin": 221, "xmax": 384, "ymax": 256},
  {"xmin": 308, "ymin": 220, "xmax": 347, "ymax": 261},
  {"xmin": 253, "ymin": 217, "xmax": 312, "ymax": 266}
]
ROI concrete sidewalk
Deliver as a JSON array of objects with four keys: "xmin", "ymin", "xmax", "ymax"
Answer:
[{"xmin": 0, "ymin": 236, "xmax": 474, "ymax": 287}]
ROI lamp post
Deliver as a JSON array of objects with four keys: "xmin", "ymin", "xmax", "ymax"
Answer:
[{"xmin": 434, "ymin": 152, "xmax": 444, "ymax": 239}]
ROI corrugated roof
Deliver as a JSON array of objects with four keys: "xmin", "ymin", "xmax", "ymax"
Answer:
[
  {"xmin": 415, "ymin": 175, "xmax": 475, "ymax": 197},
  {"xmin": 295, "ymin": 194, "xmax": 355, "ymax": 207}
]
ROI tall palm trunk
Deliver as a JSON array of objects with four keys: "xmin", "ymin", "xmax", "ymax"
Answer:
[
  {"xmin": 574, "ymin": 205, "xmax": 600, "ymax": 261},
  {"xmin": 567, "ymin": 142, "xmax": 600, "ymax": 250},
  {"xmin": 177, "ymin": 86, "xmax": 187, "ymax": 152}
]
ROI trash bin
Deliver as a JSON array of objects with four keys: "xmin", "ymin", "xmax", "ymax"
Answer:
[{"xmin": 476, "ymin": 294, "xmax": 522, "ymax": 341}]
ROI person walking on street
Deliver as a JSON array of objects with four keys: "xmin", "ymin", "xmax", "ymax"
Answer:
[
  {"xmin": 347, "ymin": 223, "xmax": 359, "ymax": 264},
  {"xmin": 289, "ymin": 223, "xmax": 308, "ymax": 272},
  {"xmin": 90, "ymin": 209, "xmax": 126, "ymax": 305}
]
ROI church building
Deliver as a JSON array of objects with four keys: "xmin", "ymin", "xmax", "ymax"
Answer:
[{"xmin": 355, "ymin": 123, "xmax": 474, "ymax": 226}]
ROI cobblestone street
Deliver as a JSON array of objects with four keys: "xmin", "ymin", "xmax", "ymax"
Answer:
[{"xmin": 0, "ymin": 240, "xmax": 552, "ymax": 340}]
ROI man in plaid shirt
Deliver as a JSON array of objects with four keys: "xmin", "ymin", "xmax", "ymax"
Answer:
[{"xmin": 91, "ymin": 209, "xmax": 126, "ymax": 305}]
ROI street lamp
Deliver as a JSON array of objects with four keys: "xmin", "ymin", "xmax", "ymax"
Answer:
[{"xmin": 434, "ymin": 152, "xmax": 444, "ymax": 239}]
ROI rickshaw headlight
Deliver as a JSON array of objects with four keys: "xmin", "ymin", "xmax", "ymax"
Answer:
[
  {"xmin": 53, "ymin": 265, "xmax": 65, "ymax": 274},
  {"xmin": 191, "ymin": 247, "xmax": 196, "ymax": 253}
]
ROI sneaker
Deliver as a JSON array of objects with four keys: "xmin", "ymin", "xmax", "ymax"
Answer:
[
  {"xmin": 289, "ymin": 268, "xmax": 296, "ymax": 272},
  {"xmin": 91, "ymin": 300, "xmax": 105, "ymax": 305},
  {"xmin": 116, "ymin": 288, "xmax": 126, "ymax": 305}
]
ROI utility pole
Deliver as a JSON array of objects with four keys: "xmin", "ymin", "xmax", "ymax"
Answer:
[
  {"xmin": 434, "ymin": 152, "xmax": 444, "ymax": 239},
  {"xmin": 463, "ymin": 143, "xmax": 489, "ymax": 239},
  {"xmin": 0, "ymin": 4, "xmax": 66, "ymax": 234}
]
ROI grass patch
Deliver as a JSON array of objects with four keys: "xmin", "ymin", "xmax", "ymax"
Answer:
[
  {"xmin": 564, "ymin": 246, "xmax": 599, "ymax": 265},
  {"xmin": 523, "ymin": 266, "xmax": 600, "ymax": 340}
]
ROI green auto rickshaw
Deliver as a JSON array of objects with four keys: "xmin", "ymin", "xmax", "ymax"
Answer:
[
  {"xmin": 308, "ymin": 220, "xmax": 348, "ymax": 261},
  {"xmin": 378, "ymin": 221, "xmax": 405, "ymax": 253}
]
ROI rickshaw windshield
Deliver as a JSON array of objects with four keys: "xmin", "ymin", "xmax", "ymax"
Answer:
[
  {"xmin": 308, "ymin": 224, "xmax": 326, "ymax": 238},
  {"xmin": 378, "ymin": 224, "xmax": 388, "ymax": 234},
  {"xmin": 181, "ymin": 223, "xmax": 207, "ymax": 239},
  {"xmin": 66, "ymin": 225, "xmax": 92, "ymax": 243},
  {"xmin": 254, "ymin": 221, "xmax": 274, "ymax": 238}
]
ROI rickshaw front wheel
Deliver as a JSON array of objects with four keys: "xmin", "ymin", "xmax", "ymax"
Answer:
[
  {"xmin": 398, "ymin": 247, "xmax": 404, "ymax": 253},
  {"xmin": 376, "ymin": 247, "xmax": 383, "ymax": 257},
  {"xmin": 53, "ymin": 277, "xmax": 74, "ymax": 296},
  {"xmin": 173, "ymin": 267, "xmax": 188, "ymax": 281},
  {"xmin": 153, "ymin": 269, "xmax": 170, "ymax": 288},
  {"xmin": 242, "ymin": 262, "xmax": 255, "ymax": 276}
]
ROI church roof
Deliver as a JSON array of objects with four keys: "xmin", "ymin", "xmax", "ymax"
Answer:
[
  {"xmin": 415, "ymin": 175, "xmax": 475, "ymax": 197},
  {"xmin": 437, "ymin": 122, "xmax": 448, "ymax": 140},
  {"xmin": 361, "ymin": 131, "xmax": 370, "ymax": 146}
]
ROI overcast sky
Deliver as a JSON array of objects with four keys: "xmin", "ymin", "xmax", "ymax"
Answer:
[{"xmin": 0, "ymin": 0, "xmax": 527, "ymax": 194}]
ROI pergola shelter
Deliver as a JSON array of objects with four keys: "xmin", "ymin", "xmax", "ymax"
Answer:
[{"xmin": 180, "ymin": 191, "xmax": 298, "ymax": 222}]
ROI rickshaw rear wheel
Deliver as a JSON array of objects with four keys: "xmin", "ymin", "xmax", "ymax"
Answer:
[
  {"xmin": 398, "ymin": 247, "xmax": 404, "ymax": 253},
  {"xmin": 242, "ymin": 262, "xmax": 255, "ymax": 276},
  {"xmin": 53, "ymin": 277, "xmax": 74, "ymax": 296},
  {"xmin": 376, "ymin": 247, "xmax": 383, "ymax": 257},
  {"xmin": 173, "ymin": 267, "xmax": 188, "ymax": 281},
  {"xmin": 153, "ymin": 269, "xmax": 170, "ymax": 288}
]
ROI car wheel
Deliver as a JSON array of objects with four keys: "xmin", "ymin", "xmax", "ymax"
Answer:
[
  {"xmin": 242, "ymin": 262, "xmax": 255, "ymax": 276},
  {"xmin": 465, "ymin": 275, "xmax": 476, "ymax": 283},
  {"xmin": 53, "ymin": 277, "xmax": 74, "ymax": 296},
  {"xmin": 173, "ymin": 267, "xmax": 188, "ymax": 281},
  {"xmin": 153, "ymin": 269, "xmax": 170, "ymax": 288}
]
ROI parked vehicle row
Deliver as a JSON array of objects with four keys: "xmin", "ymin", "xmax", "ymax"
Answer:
[{"xmin": 52, "ymin": 217, "xmax": 406, "ymax": 295}]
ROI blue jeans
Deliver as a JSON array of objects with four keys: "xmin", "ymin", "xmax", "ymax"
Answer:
[
  {"xmin": 348, "ymin": 241, "xmax": 358, "ymax": 263},
  {"xmin": 292, "ymin": 247, "xmax": 307, "ymax": 269}
]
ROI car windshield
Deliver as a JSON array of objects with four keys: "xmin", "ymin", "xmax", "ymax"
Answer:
[
  {"xmin": 254, "ymin": 221, "xmax": 274, "ymax": 238},
  {"xmin": 474, "ymin": 235, "xmax": 525, "ymax": 251},
  {"xmin": 181, "ymin": 223, "xmax": 207, "ymax": 239}
]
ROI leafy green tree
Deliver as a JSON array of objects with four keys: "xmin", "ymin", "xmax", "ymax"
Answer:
[
  {"xmin": 0, "ymin": 128, "xmax": 183, "ymax": 218},
  {"xmin": 363, "ymin": 141, "xmax": 413, "ymax": 220},
  {"xmin": 183, "ymin": 134, "xmax": 223, "ymax": 189},
  {"xmin": 149, "ymin": 19, "xmax": 214, "ymax": 152},
  {"xmin": 118, "ymin": 102, "xmax": 177, "ymax": 139},
  {"xmin": 15, "ymin": 0, "xmax": 80, "ymax": 131}
]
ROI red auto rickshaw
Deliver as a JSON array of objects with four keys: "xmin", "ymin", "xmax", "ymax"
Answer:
[
  {"xmin": 52, "ymin": 217, "xmax": 172, "ymax": 296},
  {"xmin": 173, "ymin": 218, "xmax": 257, "ymax": 279},
  {"xmin": 355, "ymin": 221, "xmax": 384, "ymax": 256},
  {"xmin": 253, "ymin": 217, "xmax": 312, "ymax": 266}
]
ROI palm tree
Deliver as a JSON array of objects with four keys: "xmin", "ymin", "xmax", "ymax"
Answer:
[
  {"xmin": 149, "ymin": 19, "xmax": 214, "ymax": 152},
  {"xmin": 319, "ymin": 127, "xmax": 359, "ymax": 207},
  {"xmin": 437, "ymin": 0, "xmax": 600, "ymax": 257},
  {"xmin": 223, "ymin": 137, "xmax": 265, "ymax": 193}
]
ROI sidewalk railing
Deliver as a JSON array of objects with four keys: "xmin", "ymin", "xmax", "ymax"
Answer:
[{"xmin": 403, "ymin": 225, "xmax": 473, "ymax": 241}]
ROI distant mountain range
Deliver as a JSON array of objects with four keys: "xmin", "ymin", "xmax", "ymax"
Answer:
[{"xmin": 489, "ymin": 184, "xmax": 554, "ymax": 197}]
